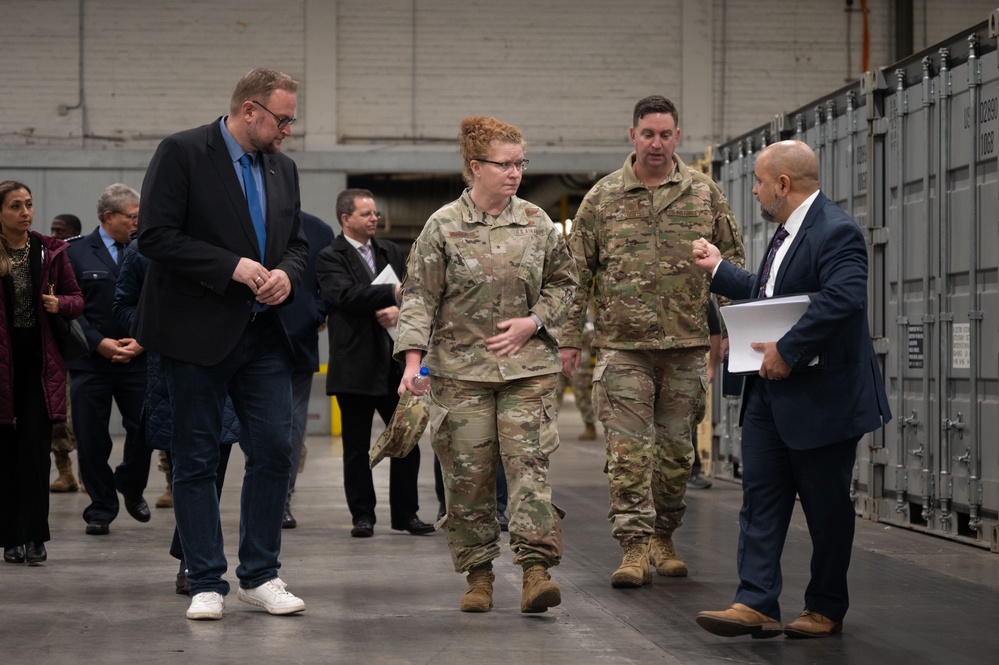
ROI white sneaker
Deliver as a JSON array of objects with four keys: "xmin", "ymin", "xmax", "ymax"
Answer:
[
  {"xmin": 236, "ymin": 578, "xmax": 305, "ymax": 615},
  {"xmin": 186, "ymin": 591, "xmax": 225, "ymax": 620}
]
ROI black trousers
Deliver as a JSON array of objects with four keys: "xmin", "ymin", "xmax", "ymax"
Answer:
[
  {"xmin": 336, "ymin": 392, "xmax": 421, "ymax": 527},
  {"xmin": 0, "ymin": 327, "xmax": 53, "ymax": 547},
  {"xmin": 71, "ymin": 368, "xmax": 150, "ymax": 524}
]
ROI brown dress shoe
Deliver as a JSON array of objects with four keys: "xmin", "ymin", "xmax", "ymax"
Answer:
[
  {"xmin": 783, "ymin": 610, "xmax": 842, "ymax": 638},
  {"xmin": 696, "ymin": 603, "xmax": 783, "ymax": 639}
]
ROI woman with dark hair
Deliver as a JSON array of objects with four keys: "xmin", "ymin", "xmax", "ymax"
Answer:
[{"xmin": 0, "ymin": 181, "xmax": 84, "ymax": 565}]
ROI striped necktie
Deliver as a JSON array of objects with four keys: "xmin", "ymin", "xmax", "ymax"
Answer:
[{"xmin": 359, "ymin": 244, "xmax": 376, "ymax": 274}]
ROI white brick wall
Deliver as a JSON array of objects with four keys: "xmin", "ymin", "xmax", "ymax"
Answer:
[{"xmin": 0, "ymin": 0, "xmax": 996, "ymax": 151}]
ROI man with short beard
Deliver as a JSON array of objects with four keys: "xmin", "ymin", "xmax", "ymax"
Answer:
[
  {"xmin": 135, "ymin": 68, "xmax": 308, "ymax": 621},
  {"xmin": 692, "ymin": 140, "xmax": 891, "ymax": 639}
]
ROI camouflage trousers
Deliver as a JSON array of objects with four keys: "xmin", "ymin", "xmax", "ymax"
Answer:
[
  {"xmin": 592, "ymin": 347, "xmax": 707, "ymax": 543},
  {"xmin": 557, "ymin": 360, "xmax": 595, "ymax": 426},
  {"xmin": 430, "ymin": 373, "xmax": 563, "ymax": 573},
  {"xmin": 51, "ymin": 376, "xmax": 76, "ymax": 453}
]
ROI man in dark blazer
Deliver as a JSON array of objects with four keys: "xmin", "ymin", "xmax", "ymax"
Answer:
[
  {"xmin": 316, "ymin": 188, "xmax": 433, "ymax": 539},
  {"xmin": 135, "ymin": 68, "xmax": 308, "ymax": 621},
  {"xmin": 277, "ymin": 211, "xmax": 334, "ymax": 528},
  {"xmin": 691, "ymin": 140, "xmax": 891, "ymax": 639},
  {"xmin": 66, "ymin": 183, "xmax": 151, "ymax": 536}
]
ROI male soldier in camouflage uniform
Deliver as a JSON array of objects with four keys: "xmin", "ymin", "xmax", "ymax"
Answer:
[
  {"xmin": 49, "ymin": 215, "xmax": 82, "ymax": 492},
  {"xmin": 557, "ymin": 298, "xmax": 597, "ymax": 439},
  {"xmin": 395, "ymin": 115, "xmax": 577, "ymax": 613},
  {"xmin": 560, "ymin": 96, "xmax": 744, "ymax": 588}
]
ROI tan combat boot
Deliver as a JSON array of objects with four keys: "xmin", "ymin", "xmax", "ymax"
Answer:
[
  {"xmin": 611, "ymin": 541, "xmax": 652, "ymax": 588},
  {"xmin": 649, "ymin": 533, "xmax": 688, "ymax": 577},
  {"xmin": 155, "ymin": 471, "xmax": 173, "ymax": 509},
  {"xmin": 50, "ymin": 451, "xmax": 79, "ymax": 493},
  {"xmin": 460, "ymin": 563, "xmax": 495, "ymax": 612},
  {"xmin": 520, "ymin": 564, "xmax": 561, "ymax": 613},
  {"xmin": 579, "ymin": 423, "xmax": 597, "ymax": 441}
]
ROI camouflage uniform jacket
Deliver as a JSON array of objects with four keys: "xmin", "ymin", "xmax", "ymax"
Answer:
[
  {"xmin": 562, "ymin": 153, "xmax": 744, "ymax": 351},
  {"xmin": 395, "ymin": 189, "xmax": 577, "ymax": 382}
]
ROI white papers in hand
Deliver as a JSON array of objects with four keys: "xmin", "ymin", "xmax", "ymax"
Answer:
[
  {"xmin": 720, "ymin": 294, "xmax": 814, "ymax": 374},
  {"xmin": 372, "ymin": 265, "xmax": 400, "ymax": 341}
]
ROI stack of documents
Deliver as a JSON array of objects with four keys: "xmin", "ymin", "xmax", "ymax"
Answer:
[{"xmin": 719, "ymin": 294, "xmax": 814, "ymax": 374}]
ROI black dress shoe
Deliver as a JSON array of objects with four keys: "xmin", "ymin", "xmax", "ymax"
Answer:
[
  {"xmin": 497, "ymin": 511, "xmax": 510, "ymax": 532},
  {"xmin": 176, "ymin": 570, "xmax": 189, "ymax": 595},
  {"xmin": 25, "ymin": 541, "xmax": 47, "ymax": 565},
  {"xmin": 123, "ymin": 495, "xmax": 151, "ymax": 523},
  {"xmin": 350, "ymin": 519, "xmax": 374, "ymax": 538},
  {"xmin": 282, "ymin": 505, "xmax": 297, "ymax": 529},
  {"xmin": 392, "ymin": 516, "xmax": 435, "ymax": 536},
  {"xmin": 85, "ymin": 520, "xmax": 110, "ymax": 535},
  {"xmin": 4, "ymin": 545, "xmax": 25, "ymax": 563}
]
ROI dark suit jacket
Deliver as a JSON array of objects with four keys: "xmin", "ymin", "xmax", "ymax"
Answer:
[
  {"xmin": 65, "ymin": 228, "xmax": 145, "ymax": 375},
  {"xmin": 134, "ymin": 118, "xmax": 308, "ymax": 366},
  {"xmin": 316, "ymin": 235, "xmax": 406, "ymax": 396},
  {"xmin": 277, "ymin": 212, "xmax": 334, "ymax": 373},
  {"xmin": 711, "ymin": 191, "xmax": 891, "ymax": 449}
]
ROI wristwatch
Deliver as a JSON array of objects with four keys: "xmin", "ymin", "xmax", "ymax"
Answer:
[{"xmin": 528, "ymin": 313, "xmax": 544, "ymax": 333}]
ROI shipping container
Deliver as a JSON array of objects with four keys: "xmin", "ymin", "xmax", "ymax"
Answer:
[{"xmin": 712, "ymin": 12, "xmax": 999, "ymax": 552}]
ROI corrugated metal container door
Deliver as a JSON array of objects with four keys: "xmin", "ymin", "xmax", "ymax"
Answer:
[
  {"xmin": 874, "ymin": 19, "xmax": 999, "ymax": 550},
  {"xmin": 711, "ymin": 12, "xmax": 999, "ymax": 552}
]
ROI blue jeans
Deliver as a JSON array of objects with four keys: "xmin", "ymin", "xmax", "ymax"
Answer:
[
  {"xmin": 161, "ymin": 314, "xmax": 293, "ymax": 596},
  {"xmin": 288, "ymin": 371, "xmax": 312, "ymax": 498}
]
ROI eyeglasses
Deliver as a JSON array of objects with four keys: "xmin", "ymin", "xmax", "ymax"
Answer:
[
  {"xmin": 473, "ymin": 158, "xmax": 529, "ymax": 172},
  {"xmin": 252, "ymin": 100, "xmax": 296, "ymax": 130},
  {"xmin": 115, "ymin": 212, "xmax": 139, "ymax": 221}
]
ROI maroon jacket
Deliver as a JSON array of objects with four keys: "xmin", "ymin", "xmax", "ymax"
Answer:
[{"xmin": 0, "ymin": 232, "xmax": 84, "ymax": 424}]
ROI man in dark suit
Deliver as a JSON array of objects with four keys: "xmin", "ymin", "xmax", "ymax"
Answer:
[
  {"xmin": 316, "ymin": 188, "xmax": 433, "ymax": 539},
  {"xmin": 66, "ymin": 183, "xmax": 151, "ymax": 536},
  {"xmin": 135, "ymin": 68, "xmax": 308, "ymax": 621},
  {"xmin": 691, "ymin": 140, "xmax": 891, "ymax": 639},
  {"xmin": 277, "ymin": 211, "xmax": 334, "ymax": 528}
]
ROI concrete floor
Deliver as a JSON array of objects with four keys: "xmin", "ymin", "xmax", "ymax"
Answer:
[{"xmin": 2, "ymin": 395, "xmax": 997, "ymax": 664}]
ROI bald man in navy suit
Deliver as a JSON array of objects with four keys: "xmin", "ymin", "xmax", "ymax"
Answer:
[{"xmin": 691, "ymin": 140, "xmax": 891, "ymax": 639}]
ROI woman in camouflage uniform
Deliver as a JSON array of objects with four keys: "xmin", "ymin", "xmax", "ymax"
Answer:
[{"xmin": 395, "ymin": 116, "xmax": 576, "ymax": 614}]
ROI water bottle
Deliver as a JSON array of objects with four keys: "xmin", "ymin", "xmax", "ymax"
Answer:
[{"xmin": 411, "ymin": 366, "xmax": 431, "ymax": 395}]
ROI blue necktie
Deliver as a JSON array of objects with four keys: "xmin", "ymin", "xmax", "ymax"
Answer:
[
  {"xmin": 758, "ymin": 226, "xmax": 789, "ymax": 298},
  {"xmin": 239, "ymin": 153, "xmax": 267, "ymax": 260}
]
